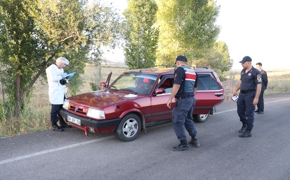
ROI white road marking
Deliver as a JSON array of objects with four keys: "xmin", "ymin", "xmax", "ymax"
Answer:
[
  {"xmin": 0, "ymin": 97, "xmax": 289, "ymax": 166},
  {"xmin": 0, "ymin": 136, "xmax": 113, "ymax": 166}
]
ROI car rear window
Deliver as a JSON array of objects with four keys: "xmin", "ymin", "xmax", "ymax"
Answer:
[{"xmin": 197, "ymin": 74, "xmax": 222, "ymax": 90}]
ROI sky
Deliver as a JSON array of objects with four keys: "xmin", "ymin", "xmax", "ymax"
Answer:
[{"xmin": 104, "ymin": 0, "xmax": 290, "ymax": 70}]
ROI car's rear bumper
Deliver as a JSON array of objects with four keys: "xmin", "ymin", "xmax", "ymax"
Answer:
[{"xmin": 59, "ymin": 109, "xmax": 121, "ymax": 132}]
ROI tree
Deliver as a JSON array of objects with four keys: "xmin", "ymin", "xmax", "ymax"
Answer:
[
  {"xmin": 156, "ymin": 0, "xmax": 220, "ymax": 65},
  {"xmin": 0, "ymin": 0, "xmax": 122, "ymax": 118},
  {"xmin": 214, "ymin": 41, "xmax": 232, "ymax": 74},
  {"xmin": 194, "ymin": 41, "xmax": 232, "ymax": 80},
  {"xmin": 123, "ymin": 0, "xmax": 159, "ymax": 69}
]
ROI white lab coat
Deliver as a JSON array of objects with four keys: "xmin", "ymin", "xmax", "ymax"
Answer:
[{"xmin": 46, "ymin": 64, "xmax": 67, "ymax": 104}]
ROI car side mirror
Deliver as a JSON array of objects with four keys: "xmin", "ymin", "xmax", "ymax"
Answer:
[
  {"xmin": 155, "ymin": 88, "xmax": 166, "ymax": 94},
  {"xmin": 100, "ymin": 82, "xmax": 106, "ymax": 87}
]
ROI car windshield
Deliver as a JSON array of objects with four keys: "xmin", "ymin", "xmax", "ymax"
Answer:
[{"xmin": 109, "ymin": 72, "xmax": 157, "ymax": 94}]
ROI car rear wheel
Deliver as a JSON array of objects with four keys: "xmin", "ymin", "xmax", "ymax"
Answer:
[
  {"xmin": 115, "ymin": 114, "xmax": 141, "ymax": 142},
  {"xmin": 194, "ymin": 113, "xmax": 209, "ymax": 123}
]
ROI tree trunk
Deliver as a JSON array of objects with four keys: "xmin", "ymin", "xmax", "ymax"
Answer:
[
  {"xmin": 0, "ymin": 61, "xmax": 5, "ymax": 104},
  {"xmin": 14, "ymin": 74, "xmax": 23, "ymax": 118}
]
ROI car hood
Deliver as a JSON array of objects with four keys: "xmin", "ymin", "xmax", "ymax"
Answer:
[{"xmin": 67, "ymin": 90, "xmax": 142, "ymax": 108}]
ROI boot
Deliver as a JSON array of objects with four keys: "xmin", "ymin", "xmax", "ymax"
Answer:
[
  {"xmin": 173, "ymin": 140, "xmax": 189, "ymax": 151},
  {"xmin": 239, "ymin": 129, "xmax": 252, "ymax": 138},
  {"xmin": 52, "ymin": 122, "xmax": 63, "ymax": 132},
  {"xmin": 189, "ymin": 136, "xmax": 200, "ymax": 147},
  {"xmin": 238, "ymin": 124, "xmax": 247, "ymax": 133}
]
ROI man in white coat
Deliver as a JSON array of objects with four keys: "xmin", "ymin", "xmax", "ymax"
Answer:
[{"xmin": 46, "ymin": 57, "xmax": 71, "ymax": 131}]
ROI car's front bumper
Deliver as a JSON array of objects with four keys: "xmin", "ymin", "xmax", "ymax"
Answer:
[{"xmin": 59, "ymin": 109, "xmax": 121, "ymax": 133}]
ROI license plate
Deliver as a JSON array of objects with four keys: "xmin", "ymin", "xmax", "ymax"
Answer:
[{"xmin": 67, "ymin": 115, "xmax": 81, "ymax": 126}]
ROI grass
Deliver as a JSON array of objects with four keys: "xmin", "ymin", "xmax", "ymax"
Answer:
[
  {"xmin": 1, "ymin": 66, "xmax": 289, "ymax": 138},
  {"xmin": 223, "ymin": 68, "xmax": 290, "ymax": 100}
]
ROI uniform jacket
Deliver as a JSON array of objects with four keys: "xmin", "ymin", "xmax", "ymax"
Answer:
[
  {"xmin": 240, "ymin": 67, "xmax": 261, "ymax": 91},
  {"xmin": 46, "ymin": 64, "xmax": 66, "ymax": 104},
  {"xmin": 174, "ymin": 65, "xmax": 197, "ymax": 98},
  {"xmin": 260, "ymin": 69, "xmax": 268, "ymax": 91}
]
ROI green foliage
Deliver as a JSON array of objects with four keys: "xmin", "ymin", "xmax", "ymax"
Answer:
[
  {"xmin": 194, "ymin": 41, "xmax": 232, "ymax": 80},
  {"xmin": 156, "ymin": 0, "xmax": 220, "ymax": 65},
  {"xmin": 123, "ymin": 0, "xmax": 159, "ymax": 69},
  {"xmin": 89, "ymin": 82, "xmax": 98, "ymax": 91},
  {"xmin": 0, "ymin": 0, "xmax": 123, "ymax": 118}
]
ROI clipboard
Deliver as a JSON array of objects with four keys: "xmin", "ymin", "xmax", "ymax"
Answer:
[{"xmin": 64, "ymin": 72, "xmax": 76, "ymax": 79}]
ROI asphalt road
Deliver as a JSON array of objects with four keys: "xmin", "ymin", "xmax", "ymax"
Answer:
[{"xmin": 1, "ymin": 93, "xmax": 290, "ymax": 180}]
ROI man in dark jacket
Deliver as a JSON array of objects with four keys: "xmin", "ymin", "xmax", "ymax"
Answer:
[
  {"xmin": 255, "ymin": 62, "xmax": 268, "ymax": 114},
  {"xmin": 167, "ymin": 55, "xmax": 200, "ymax": 151},
  {"xmin": 233, "ymin": 56, "xmax": 261, "ymax": 138}
]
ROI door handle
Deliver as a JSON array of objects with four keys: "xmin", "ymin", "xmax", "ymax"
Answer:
[{"xmin": 214, "ymin": 93, "xmax": 223, "ymax": 97}]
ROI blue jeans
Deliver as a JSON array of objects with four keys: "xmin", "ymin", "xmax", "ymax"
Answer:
[{"xmin": 172, "ymin": 97, "xmax": 197, "ymax": 141}]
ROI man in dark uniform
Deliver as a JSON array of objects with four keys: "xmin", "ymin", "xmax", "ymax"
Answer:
[
  {"xmin": 167, "ymin": 55, "xmax": 200, "ymax": 151},
  {"xmin": 255, "ymin": 62, "xmax": 268, "ymax": 114},
  {"xmin": 233, "ymin": 56, "xmax": 262, "ymax": 138}
]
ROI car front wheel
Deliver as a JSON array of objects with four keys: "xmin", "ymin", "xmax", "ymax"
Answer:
[
  {"xmin": 194, "ymin": 113, "xmax": 209, "ymax": 123},
  {"xmin": 115, "ymin": 114, "xmax": 141, "ymax": 142}
]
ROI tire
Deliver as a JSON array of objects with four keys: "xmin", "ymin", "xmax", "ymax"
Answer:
[
  {"xmin": 115, "ymin": 114, "xmax": 141, "ymax": 142},
  {"xmin": 194, "ymin": 113, "xmax": 209, "ymax": 123}
]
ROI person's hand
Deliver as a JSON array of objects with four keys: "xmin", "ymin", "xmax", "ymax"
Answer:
[
  {"xmin": 167, "ymin": 98, "xmax": 172, "ymax": 109},
  {"xmin": 61, "ymin": 72, "xmax": 68, "ymax": 78},
  {"xmin": 232, "ymin": 90, "xmax": 237, "ymax": 96},
  {"xmin": 253, "ymin": 97, "xmax": 259, "ymax": 106}
]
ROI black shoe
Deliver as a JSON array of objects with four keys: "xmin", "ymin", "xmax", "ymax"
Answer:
[
  {"xmin": 173, "ymin": 140, "xmax": 189, "ymax": 151},
  {"xmin": 189, "ymin": 136, "xmax": 200, "ymax": 147},
  {"xmin": 52, "ymin": 125, "xmax": 64, "ymax": 132},
  {"xmin": 173, "ymin": 144, "xmax": 189, "ymax": 151},
  {"xmin": 59, "ymin": 123, "xmax": 71, "ymax": 128},
  {"xmin": 238, "ymin": 124, "xmax": 247, "ymax": 133},
  {"xmin": 257, "ymin": 111, "xmax": 264, "ymax": 114},
  {"xmin": 254, "ymin": 110, "xmax": 259, "ymax": 113},
  {"xmin": 239, "ymin": 129, "xmax": 251, "ymax": 138}
]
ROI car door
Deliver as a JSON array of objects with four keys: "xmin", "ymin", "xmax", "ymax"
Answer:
[
  {"xmin": 149, "ymin": 75, "xmax": 175, "ymax": 123},
  {"xmin": 194, "ymin": 72, "xmax": 224, "ymax": 114}
]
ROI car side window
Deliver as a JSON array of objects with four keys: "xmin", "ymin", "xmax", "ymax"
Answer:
[
  {"xmin": 197, "ymin": 74, "xmax": 222, "ymax": 90},
  {"xmin": 158, "ymin": 76, "xmax": 174, "ymax": 93}
]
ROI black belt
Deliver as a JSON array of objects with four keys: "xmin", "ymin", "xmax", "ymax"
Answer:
[
  {"xmin": 176, "ymin": 96, "xmax": 193, "ymax": 99},
  {"xmin": 240, "ymin": 90, "xmax": 256, "ymax": 94}
]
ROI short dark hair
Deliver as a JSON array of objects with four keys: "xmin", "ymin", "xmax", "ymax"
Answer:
[{"xmin": 256, "ymin": 62, "xmax": 262, "ymax": 66}]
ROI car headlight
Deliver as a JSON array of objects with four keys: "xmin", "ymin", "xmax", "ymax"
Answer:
[
  {"xmin": 63, "ymin": 100, "xmax": 70, "ymax": 110},
  {"xmin": 87, "ymin": 108, "xmax": 106, "ymax": 119}
]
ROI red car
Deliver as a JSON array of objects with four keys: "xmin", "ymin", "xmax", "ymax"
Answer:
[{"xmin": 60, "ymin": 67, "xmax": 224, "ymax": 141}]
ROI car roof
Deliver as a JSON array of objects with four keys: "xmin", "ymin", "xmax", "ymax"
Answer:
[{"xmin": 126, "ymin": 67, "xmax": 214, "ymax": 76}]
